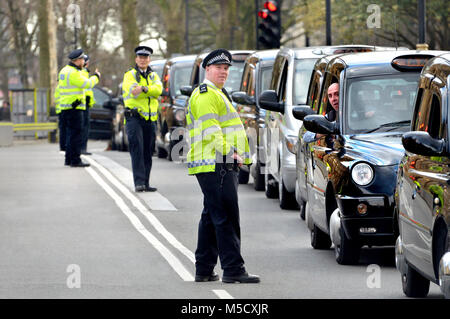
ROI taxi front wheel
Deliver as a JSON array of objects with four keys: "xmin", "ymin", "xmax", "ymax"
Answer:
[
  {"xmin": 401, "ymin": 262, "xmax": 430, "ymax": 298},
  {"xmin": 335, "ymin": 224, "xmax": 360, "ymax": 265}
]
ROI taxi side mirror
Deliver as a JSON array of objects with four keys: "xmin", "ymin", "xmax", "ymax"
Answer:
[
  {"xmin": 259, "ymin": 90, "xmax": 284, "ymax": 114},
  {"xmin": 402, "ymin": 131, "xmax": 446, "ymax": 156},
  {"xmin": 303, "ymin": 115, "xmax": 339, "ymax": 135},
  {"xmin": 292, "ymin": 105, "xmax": 315, "ymax": 121},
  {"xmin": 232, "ymin": 91, "xmax": 256, "ymax": 105},
  {"xmin": 180, "ymin": 85, "xmax": 193, "ymax": 97}
]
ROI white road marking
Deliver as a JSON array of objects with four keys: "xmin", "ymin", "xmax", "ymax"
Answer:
[
  {"xmin": 84, "ymin": 153, "xmax": 234, "ymax": 298},
  {"xmin": 83, "ymin": 155, "xmax": 195, "ymax": 264},
  {"xmin": 85, "ymin": 166, "xmax": 194, "ymax": 282},
  {"xmin": 91, "ymin": 154, "xmax": 177, "ymax": 211},
  {"xmin": 212, "ymin": 289, "xmax": 234, "ymax": 299}
]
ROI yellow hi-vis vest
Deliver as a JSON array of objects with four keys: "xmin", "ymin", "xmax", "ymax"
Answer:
[
  {"xmin": 122, "ymin": 67, "xmax": 162, "ymax": 121},
  {"xmin": 54, "ymin": 85, "xmax": 61, "ymax": 114},
  {"xmin": 186, "ymin": 82, "xmax": 251, "ymax": 175},
  {"xmin": 57, "ymin": 64, "xmax": 99, "ymax": 111},
  {"xmin": 81, "ymin": 68, "xmax": 96, "ymax": 108}
]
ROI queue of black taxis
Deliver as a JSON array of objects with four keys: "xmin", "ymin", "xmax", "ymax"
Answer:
[{"xmin": 295, "ymin": 50, "xmax": 446, "ymax": 265}]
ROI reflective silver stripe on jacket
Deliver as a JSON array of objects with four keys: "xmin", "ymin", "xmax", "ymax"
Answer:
[{"xmin": 190, "ymin": 125, "xmax": 221, "ymax": 144}]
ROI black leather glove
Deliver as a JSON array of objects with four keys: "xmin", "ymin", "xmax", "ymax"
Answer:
[{"xmin": 71, "ymin": 100, "xmax": 81, "ymax": 108}]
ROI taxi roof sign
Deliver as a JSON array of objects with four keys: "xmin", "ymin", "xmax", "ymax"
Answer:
[{"xmin": 391, "ymin": 55, "xmax": 434, "ymax": 71}]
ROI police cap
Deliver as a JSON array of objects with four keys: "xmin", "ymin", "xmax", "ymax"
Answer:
[
  {"xmin": 68, "ymin": 49, "xmax": 84, "ymax": 60},
  {"xmin": 202, "ymin": 49, "xmax": 232, "ymax": 68},
  {"xmin": 134, "ymin": 46, "xmax": 153, "ymax": 56},
  {"xmin": 83, "ymin": 54, "xmax": 90, "ymax": 62}
]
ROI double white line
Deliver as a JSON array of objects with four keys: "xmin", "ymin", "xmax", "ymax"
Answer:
[{"xmin": 82, "ymin": 155, "xmax": 233, "ymax": 299}]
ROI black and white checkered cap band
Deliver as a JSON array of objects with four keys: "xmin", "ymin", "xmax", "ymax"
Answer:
[
  {"xmin": 136, "ymin": 49, "xmax": 151, "ymax": 55},
  {"xmin": 206, "ymin": 53, "xmax": 231, "ymax": 66}
]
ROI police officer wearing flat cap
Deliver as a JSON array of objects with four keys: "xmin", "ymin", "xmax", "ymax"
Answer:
[
  {"xmin": 186, "ymin": 49, "xmax": 259, "ymax": 283},
  {"xmin": 122, "ymin": 46, "xmax": 162, "ymax": 192},
  {"xmin": 57, "ymin": 49, "xmax": 100, "ymax": 167}
]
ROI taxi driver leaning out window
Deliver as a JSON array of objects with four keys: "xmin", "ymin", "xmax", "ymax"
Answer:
[{"xmin": 303, "ymin": 82, "xmax": 339, "ymax": 143}]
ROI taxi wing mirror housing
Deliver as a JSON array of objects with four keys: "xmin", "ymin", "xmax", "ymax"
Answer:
[
  {"xmin": 180, "ymin": 85, "xmax": 193, "ymax": 97},
  {"xmin": 303, "ymin": 115, "xmax": 339, "ymax": 135},
  {"xmin": 258, "ymin": 90, "xmax": 284, "ymax": 113},
  {"xmin": 232, "ymin": 91, "xmax": 256, "ymax": 105},
  {"xmin": 292, "ymin": 105, "xmax": 315, "ymax": 121},
  {"xmin": 402, "ymin": 131, "xmax": 446, "ymax": 156}
]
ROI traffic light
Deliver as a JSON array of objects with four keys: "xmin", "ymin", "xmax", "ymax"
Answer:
[{"xmin": 257, "ymin": 1, "xmax": 281, "ymax": 49}]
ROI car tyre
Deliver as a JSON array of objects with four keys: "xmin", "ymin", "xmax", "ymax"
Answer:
[
  {"xmin": 401, "ymin": 262, "xmax": 430, "ymax": 298},
  {"xmin": 238, "ymin": 168, "xmax": 249, "ymax": 184},
  {"xmin": 157, "ymin": 146, "xmax": 168, "ymax": 159},
  {"xmin": 279, "ymin": 174, "xmax": 298, "ymax": 210},
  {"xmin": 335, "ymin": 223, "xmax": 360, "ymax": 265},
  {"xmin": 264, "ymin": 172, "xmax": 278, "ymax": 199},
  {"xmin": 311, "ymin": 224, "xmax": 332, "ymax": 250},
  {"xmin": 253, "ymin": 162, "xmax": 265, "ymax": 191},
  {"xmin": 298, "ymin": 199, "xmax": 306, "ymax": 220}
]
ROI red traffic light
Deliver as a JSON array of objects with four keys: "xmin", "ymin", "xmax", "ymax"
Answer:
[
  {"xmin": 264, "ymin": 1, "xmax": 277, "ymax": 12},
  {"xmin": 258, "ymin": 9, "xmax": 269, "ymax": 19}
]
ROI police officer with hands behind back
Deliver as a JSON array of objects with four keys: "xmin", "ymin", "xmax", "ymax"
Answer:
[
  {"xmin": 186, "ymin": 49, "xmax": 260, "ymax": 284},
  {"xmin": 57, "ymin": 49, "xmax": 101, "ymax": 167},
  {"xmin": 122, "ymin": 46, "xmax": 162, "ymax": 192}
]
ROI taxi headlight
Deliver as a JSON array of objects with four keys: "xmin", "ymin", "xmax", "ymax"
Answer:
[
  {"xmin": 175, "ymin": 109, "xmax": 186, "ymax": 122},
  {"xmin": 351, "ymin": 163, "xmax": 374, "ymax": 186}
]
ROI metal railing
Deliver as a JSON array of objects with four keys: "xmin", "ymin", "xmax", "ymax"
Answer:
[{"xmin": 8, "ymin": 88, "xmax": 57, "ymax": 139}]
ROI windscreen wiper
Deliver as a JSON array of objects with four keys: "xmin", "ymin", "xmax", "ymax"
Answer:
[{"xmin": 366, "ymin": 120, "xmax": 411, "ymax": 133}]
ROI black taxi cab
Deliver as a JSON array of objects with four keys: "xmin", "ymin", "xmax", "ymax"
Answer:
[
  {"xmin": 231, "ymin": 49, "xmax": 279, "ymax": 189},
  {"xmin": 394, "ymin": 53, "xmax": 450, "ymax": 299},
  {"xmin": 156, "ymin": 55, "xmax": 196, "ymax": 160},
  {"xmin": 299, "ymin": 50, "xmax": 446, "ymax": 265}
]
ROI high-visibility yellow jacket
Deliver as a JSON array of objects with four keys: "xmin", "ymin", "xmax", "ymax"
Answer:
[
  {"xmin": 81, "ymin": 68, "xmax": 96, "ymax": 108},
  {"xmin": 122, "ymin": 67, "xmax": 162, "ymax": 121},
  {"xmin": 186, "ymin": 81, "xmax": 251, "ymax": 175},
  {"xmin": 57, "ymin": 64, "xmax": 99, "ymax": 111},
  {"xmin": 54, "ymin": 85, "xmax": 61, "ymax": 114}
]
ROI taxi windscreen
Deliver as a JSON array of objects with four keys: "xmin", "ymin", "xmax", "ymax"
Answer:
[
  {"xmin": 345, "ymin": 73, "xmax": 419, "ymax": 134},
  {"xmin": 172, "ymin": 64, "xmax": 193, "ymax": 96},
  {"xmin": 293, "ymin": 58, "xmax": 318, "ymax": 105}
]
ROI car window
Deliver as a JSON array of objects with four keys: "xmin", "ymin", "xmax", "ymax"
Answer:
[
  {"xmin": 172, "ymin": 64, "xmax": 193, "ymax": 96},
  {"xmin": 240, "ymin": 63, "xmax": 252, "ymax": 94},
  {"xmin": 225, "ymin": 61, "xmax": 245, "ymax": 93},
  {"xmin": 345, "ymin": 73, "xmax": 419, "ymax": 133},
  {"xmin": 292, "ymin": 58, "xmax": 318, "ymax": 105},
  {"xmin": 93, "ymin": 88, "xmax": 110, "ymax": 108},
  {"xmin": 427, "ymin": 93, "xmax": 442, "ymax": 138},
  {"xmin": 260, "ymin": 67, "xmax": 273, "ymax": 93},
  {"xmin": 151, "ymin": 65, "xmax": 164, "ymax": 80}
]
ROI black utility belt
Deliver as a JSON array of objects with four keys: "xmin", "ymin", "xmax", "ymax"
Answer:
[{"xmin": 124, "ymin": 108, "xmax": 141, "ymax": 119}]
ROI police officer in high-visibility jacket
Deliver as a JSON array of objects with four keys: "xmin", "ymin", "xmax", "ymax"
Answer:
[
  {"xmin": 186, "ymin": 49, "xmax": 259, "ymax": 284},
  {"xmin": 122, "ymin": 46, "xmax": 162, "ymax": 192},
  {"xmin": 80, "ymin": 54, "xmax": 96, "ymax": 155},
  {"xmin": 57, "ymin": 49, "xmax": 101, "ymax": 167}
]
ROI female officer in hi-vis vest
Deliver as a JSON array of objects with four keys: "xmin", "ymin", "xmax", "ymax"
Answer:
[
  {"xmin": 186, "ymin": 49, "xmax": 259, "ymax": 284},
  {"xmin": 122, "ymin": 46, "xmax": 162, "ymax": 192}
]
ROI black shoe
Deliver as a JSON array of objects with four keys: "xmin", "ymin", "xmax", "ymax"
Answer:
[
  {"xmin": 145, "ymin": 185, "xmax": 157, "ymax": 192},
  {"xmin": 70, "ymin": 161, "xmax": 90, "ymax": 167},
  {"xmin": 135, "ymin": 185, "xmax": 146, "ymax": 192},
  {"xmin": 222, "ymin": 272, "xmax": 260, "ymax": 284},
  {"xmin": 81, "ymin": 151, "xmax": 92, "ymax": 155},
  {"xmin": 64, "ymin": 161, "xmax": 70, "ymax": 166},
  {"xmin": 195, "ymin": 271, "xmax": 219, "ymax": 282}
]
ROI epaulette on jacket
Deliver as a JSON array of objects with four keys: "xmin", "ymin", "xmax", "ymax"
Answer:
[{"xmin": 199, "ymin": 83, "xmax": 208, "ymax": 93}]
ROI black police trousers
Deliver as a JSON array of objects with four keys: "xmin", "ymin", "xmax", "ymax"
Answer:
[
  {"xmin": 80, "ymin": 107, "xmax": 90, "ymax": 152},
  {"xmin": 125, "ymin": 116, "xmax": 156, "ymax": 188},
  {"xmin": 195, "ymin": 164, "xmax": 246, "ymax": 277},
  {"xmin": 61, "ymin": 109, "xmax": 83, "ymax": 165},
  {"xmin": 58, "ymin": 113, "xmax": 67, "ymax": 151}
]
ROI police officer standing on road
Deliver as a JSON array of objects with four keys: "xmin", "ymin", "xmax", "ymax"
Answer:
[
  {"xmin": 80, "ymin": 54, "xmax": 96, "ymax": 155},
  {"xmin": 186, "ymin": 49, "xmax": 260, "ymax": 284},
  {"xmin": 57, "ymin": 49, "xmax": 101, "ymax": 167},
  {"xmin": 122, "ymin": 46, "xmax": 162, "ymax": 192}
]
